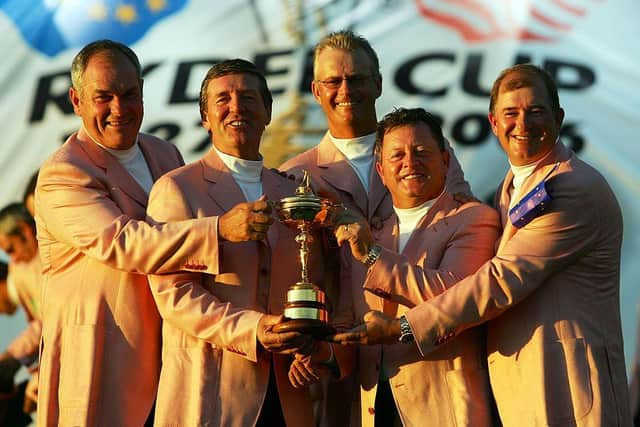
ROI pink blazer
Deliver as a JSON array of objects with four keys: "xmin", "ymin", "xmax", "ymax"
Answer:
[
  {"xmin": 398, "ymin": 142, "xmax": 630, "ymax": 426},
  {"xmin": 35, "ymin": 128, "xmax": 220, "ymax": 426},
  {"xmin": 146, "ymin": 148, "xmax": 345, "ymax": 427},
  {"xmin": 351, "ymin": 193, "xmax": 500, "ymax": 426}
]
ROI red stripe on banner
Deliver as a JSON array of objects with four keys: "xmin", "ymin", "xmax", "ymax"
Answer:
[
  {"xmin": 414, "ymin": 0, "xmax": 503, "ymax": 42},
  {"xmin": 531, "ymin": 6, "xmax": 571, "ymax": 31},
  {"xmin": 551, "ymin": 0, "xmax": 586, "ymax": 16}
]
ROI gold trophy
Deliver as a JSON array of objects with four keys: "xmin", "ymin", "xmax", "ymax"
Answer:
[{"xmin": 272, "ymin": 171, "xmax": 340, "ymax": 338}]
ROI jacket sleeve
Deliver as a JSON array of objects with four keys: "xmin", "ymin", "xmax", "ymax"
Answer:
[
  {"xmin": 364, "ymin": 204, "xmax": 501, "ymax": 307},
  {"xmin": 146, "ymin": 174, "xmax": 264, "ymax": 363},
  {"xmin": 406, "ymin": 175, "xmax": 609, "ymax": 356},
  {"xmin": 35, "ymin": 159, "xmax": 219, "ymax": 275}
]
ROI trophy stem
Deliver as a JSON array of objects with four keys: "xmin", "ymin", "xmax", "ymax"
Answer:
[{"xmin": 295, "ymin": 223, "xmax": 312, "ymax": 284}]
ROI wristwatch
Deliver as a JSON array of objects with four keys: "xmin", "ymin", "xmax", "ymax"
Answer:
[
  {"xmin": 363, "ymin": 244, "xmax": 382, "ymax": 267},
  {"xmin": 398, "ymin": 315, "xmax": 414, "ymax": 343}
]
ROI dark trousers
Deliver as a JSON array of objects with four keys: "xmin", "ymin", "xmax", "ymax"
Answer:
[
  {"xmin": 257, "ymin": 365, "xmax": 286, "ymax": 427},
  {"xmin": 374, "ymin": 379, "xmax": 402, "ymax": 427}
]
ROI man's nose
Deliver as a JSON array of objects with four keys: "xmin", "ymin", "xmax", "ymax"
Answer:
[
  {"xmin": 110, "ymin": 96, "xmax": 124, "ymax": 114},
  {"xmin": 229, "ymin": 95, "xmax": 247, "ymax": 113}
]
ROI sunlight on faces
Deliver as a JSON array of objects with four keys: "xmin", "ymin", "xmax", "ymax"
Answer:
[
  {"xmin": 69, "ymin": 51, "xmax": 144, "ymax": 150},
  {"xmin": 312, "ymin": 48, "xmax": 381, "ymax": 138},
  {"xmin": 488, "ymin": 72, "xmax": 564, "ymax": 166},
  {"xmin": 376, "ymin": 124, "xmax": 449, "ymax": 209},
  {"xmin": 202, "ymin": 73, "xmax": 271, "ymax": 161}
]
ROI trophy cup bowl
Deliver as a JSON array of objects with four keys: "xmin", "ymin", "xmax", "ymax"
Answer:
[{"xmin": 271, "ymin": 171, "xmax": 339, "ymax": 338}]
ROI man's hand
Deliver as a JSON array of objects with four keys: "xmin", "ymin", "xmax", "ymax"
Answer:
[
  {"xmin": 334, "ymin": 209, "xmax": 375, "ymax": 263},
  {"xmin": 288, "ymin": 353, "xmax": 332, "ymax": 388},
  {"xmin": 257, "ymin": 314, "xmax": 314, "ymax": 355},
  {"xmin": 218, "ymin": 195, "xmax": 274, "ymax": 242},
  {"xmin": 327, "ymin": 311, "xmax": 401, "ymax": 346}
]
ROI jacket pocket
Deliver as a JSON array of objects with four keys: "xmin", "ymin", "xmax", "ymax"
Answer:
[{"xmin": 531, "ymin": 337, "xmax": 593, "ymax": 425}]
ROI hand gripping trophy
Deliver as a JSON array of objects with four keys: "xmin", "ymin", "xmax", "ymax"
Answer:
[{"xmin": 272, "ymin": 170, "xmax": 341, "ymax": 337}]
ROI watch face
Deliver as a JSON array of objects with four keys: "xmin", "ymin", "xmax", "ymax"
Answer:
[{"xmin": 399, "ymin": 332, "xmax": 414, "ymax": 343}]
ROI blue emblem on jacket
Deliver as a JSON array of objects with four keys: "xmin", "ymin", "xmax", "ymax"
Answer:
[{"xmin": 0, "ymin": 0, "xmax": 187, "ymax": 57}]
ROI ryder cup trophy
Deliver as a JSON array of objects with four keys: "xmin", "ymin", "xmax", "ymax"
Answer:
[{"xmin": 272, "ymin": 171, "xmax": 341, "ymax": 338}]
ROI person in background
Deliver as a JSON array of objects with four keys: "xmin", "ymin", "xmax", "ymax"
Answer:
[
  {"xmin": 330, "ymin": 64, "xmax": 630, "ymax": 426},
  {"xmin": 0, "ymin": 203, "xmax": 41, "ymax": 425}
]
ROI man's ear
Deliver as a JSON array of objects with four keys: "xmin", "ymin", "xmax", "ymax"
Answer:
[
  {"xmin": 555, "ymin": 107, "xmax": 565, "ymax": 130},
  {"xmin": 17, "ymin": 222, "xmax": 35, "ymax": 242},
  {"xmin": 488, "ymin": 111, "xmax": 498, "ymax": 137},
  {"xmin": 69, "ymin": 87, "xmax": 82, "ymax": 116},
  {"xmin": 311, "ymin": 80, "xmax": 322, "ymax": 104},
  {"xmin": 374, "ymin": 74, "xmax": 382, "ymax": 99},
  {"xmin": 375, "ymin": 161, "xmax": 386, "ymax": 187},
  {"xmin": 442, "ymin": 148, "xmax": 450, "ymax": 170}
]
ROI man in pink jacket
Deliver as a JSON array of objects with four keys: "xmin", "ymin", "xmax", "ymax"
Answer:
[
  {"xmin": 146, "ymin": 59, "xmax": 348, "ymax": 426},
  {"xmin": 279, "ymin": 29, "xmax": 472, "ymax": 426},
  {"xmin": 296, "ymin": 108, "xmax": 500, "ymax": 426},
  {"xmin": 35, "ymin": 40, "xmax": 238, "ymax": 426},
  {"xmin": 331, "ymin": 64, "xmax": 630, "ymax": 425}
]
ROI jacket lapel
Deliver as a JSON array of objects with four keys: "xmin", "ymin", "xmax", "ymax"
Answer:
[
  {"xmin": 316, "ymin": 134, "xmax": 369, "ymax": 215},
  {"xmin": 497, "ymin": 142, "xmax": 569, "ymax": 253},
  {"xmin": 202, "ymin": 148, "xmax": 246, "ymax": 213},
  {"xmin": 261, "ymin": 168, "xmax": 287, "ymax": 250},
  {"xmin": 75, "ymin": 128, "xmax": 148, "ymax": 208},
  {"xmin": 367, "ymin": 167, "xmax": 389, "ymax": 222},
  {"xmin": 378, "ymin": 216, "xmax": 399, "ymax": 316},
  {"xmin": 138, "ymin": 137, "xmax": 165, "ymax": 181}
]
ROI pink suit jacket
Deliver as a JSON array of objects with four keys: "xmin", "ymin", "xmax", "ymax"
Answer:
[
  {"xmin": 146, "ymin": 148, "xmax": 349, "ymax": 427},
  {"xmin": 35, "ymin": 128, "xmax": 221, "ymax": 427},
  {"xmin": 280, "ymin": 132, "xmax": 473, "ymax": 426},
  {"xmin": 353, "ymin": 192, "xmax": 500, "ymax": 426},
  {"xmin": 391, "ymin": 142, "xmax": 630, "ymax": 426}
]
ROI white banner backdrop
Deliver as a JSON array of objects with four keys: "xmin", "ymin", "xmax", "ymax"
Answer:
[{"xmin": 0, "ymin": 0, "xmax": 638, "ymax": 367}]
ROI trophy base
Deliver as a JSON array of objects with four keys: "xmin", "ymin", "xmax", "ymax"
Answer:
[{"xmin": 272, "ymin": 318, "xmax": 336, "ymax": 339}]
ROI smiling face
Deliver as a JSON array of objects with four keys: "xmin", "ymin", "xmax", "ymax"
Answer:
[
  {"xmin": 376, "ymin": 123, "xmax": 450, "ymax": 209},
  {"xmin": 69, "ymin": 51, "xmax": 143, "ymax": 150},
  {"xmin": 488, "ymin": 71, "xmax": 564, "ymax": 166},
  {"xmin": 201, "ymin": 73, "xmax": 271, "ymax": 160},
  {"xmin": 312, "ymin": 47, "xmax": 382, "ymax": 138}
]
